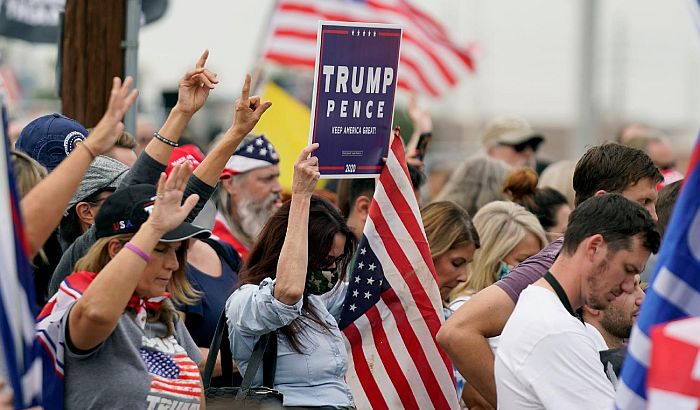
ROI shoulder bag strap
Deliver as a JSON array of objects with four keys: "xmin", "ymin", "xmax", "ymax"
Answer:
[{"xmin": 202, "ymin": 311, "xmax": 234, "ymax": 388}]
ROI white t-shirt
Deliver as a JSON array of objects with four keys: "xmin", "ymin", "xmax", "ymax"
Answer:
[
  {"xmin": 584, "ymin": 322, "xmax": 610, "ymax": 351},
  {"xmin": 495, "ymin": 285, "xmax": 615, "ymax": 410}
]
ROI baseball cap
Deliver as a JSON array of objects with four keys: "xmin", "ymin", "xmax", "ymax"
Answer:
[
  {"xmin": 16, "ymin": 113, "xmax": 90, "ymax": 171},
  {"xmin": 220, "ymin": 135, "xmax": 279, "ymax": 179},
  {"xmin": 95, "ymin": 184, "xmax": 211, "ymax": 242},
  {"xmin": 66, "ymin": 156, "xmax": 129, "ymax": 213},
  {"xmin": 165, "ymin": 144, "xmax": 205, "ymax": 176},
  {"xmin": 481, "ymin": 116, "xmax": 544, "ymax": 149}
]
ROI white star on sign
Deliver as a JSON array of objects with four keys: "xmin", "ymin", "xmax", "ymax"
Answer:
[
  {"xmin": 360, "ymin": 248, "xmax": 367, "ymax": 255},
  {"xmin": 255, "ymin": 138, "xmax": 264, "ymax": 146},
  {"xmin": 357, "ymin": 261, "xmax": 364, "ymax": 270},
  {"xmin": 373, "ymin": 31, "xmax": 377, "ymax": 37},
  {"xmin": 246, "ymin": 145, "xmax": 254, "ymax": 153},
  {"xmin": 369, "ymin": 263, "xmax": 376, "ymax": 271},
  {"xmin": 349, "ymin": 304, "xmax": 357, "ymax": 312},
  {"xmin": 351, "ymin": 30, "xmax": 355, "ymax": 36},
  {"xmin": 260, "ymin": 148, "xmax": 268, "ymax": 156},
  {"xmin": 367, "ymin": 277, "xmax": 375, "ymax": 285},
  {"xmin": 354, "ymin": 276, "xmax": 361, "ymax": 283},
  {"xmin": 364, "ymin": 291, "xmax": 372, "ymax": 299},
  {"xmin": 352, "ymin": 289, "xmax": 359, "ymax": 297}
]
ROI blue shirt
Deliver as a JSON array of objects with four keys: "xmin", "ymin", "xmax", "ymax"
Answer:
[
  {"xmin": 225, "ymin": 278, "xmax": 354, "ymax": 408},
  {"xmin": 178, "ymin": 241, "xmax": 240, "ymax": 347}
]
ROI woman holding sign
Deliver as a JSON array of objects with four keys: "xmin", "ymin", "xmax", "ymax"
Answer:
[{"xmin": 225, "ymin": 143, "xmax": 357, "ymax": 408}]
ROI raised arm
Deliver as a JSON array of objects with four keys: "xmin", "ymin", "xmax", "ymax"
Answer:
[
  {"xmin": 193, "ymin": 74, "xmax": 271, "ymax": 186},
  {"xmin": 436, "ymin": 285, "xmax": 515, "ymax": 408},
  {"xmin": 144, "ymin": 50, "xmax": 218, "ymax": 165},
  {"xmin": 20, "ymin": 77, "xmax": 138, "ymax": 259},
  {"xmin": 272, "ymin": 144, "xmax": 320, "ymax": 305},
  {"xmin": 68, "ymin": 164, "xmax": 199, "ymax": 351}
]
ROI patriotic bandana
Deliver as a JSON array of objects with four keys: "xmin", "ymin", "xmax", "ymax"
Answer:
[
  {"xmin": 126, "ymin": 293, "xmax": 170, "ymax": 329},
  {"xmin": 220, "ymin": 135, "xmax": 279, "ymax": 179},
  {"xmin": 306, "ymin": 269, "xmax": 340, "ymax": 295}
]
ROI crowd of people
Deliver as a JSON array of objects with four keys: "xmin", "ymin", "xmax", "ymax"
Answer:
[{"xmin": 0, "ymin": 49, "xmax": 686, "ymax": 409}]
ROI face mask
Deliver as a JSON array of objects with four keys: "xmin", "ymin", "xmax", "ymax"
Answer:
[
  {"xmin": 306, "ymin": 269, "xmax": 340, "ymax": 295},
  {"xmin": 499, "ymin": 262, "xmax": 514, "ymax": 280}
]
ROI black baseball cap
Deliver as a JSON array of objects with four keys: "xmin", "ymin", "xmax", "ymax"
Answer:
[{"xmin": 95, "ymin": 184, "xmax": 210, "ymax": 242}]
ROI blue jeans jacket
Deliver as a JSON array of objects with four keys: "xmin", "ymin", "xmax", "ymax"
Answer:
[{"xmin": 226, "ymin": 278, "xmax": 354, "ymax": 408}]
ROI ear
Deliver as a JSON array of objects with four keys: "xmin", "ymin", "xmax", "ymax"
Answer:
[
  {"xmin": 582, "ymin": 305, "xmax": 601, "ymax": 317},
  {"xmin": 354, "ymin": 195, "xmax": 371, "ymax": 221},
  {"xmin": 75, "ymin": 202, "xmax": 97, "ymax": 226},
  {"xmin": 584, "ymin": 234, "xmax": 605, "ymax": 260},
  {"xmin": 221, "ymin": 177, "xmax": 236, "ymax": 195},
  {"xmin": 593, "ymin": 189, "xmax": 608, "ymax": 198},
  {"xmin": 106, "ymin": 239, "xmax": 124, "ymax": 259}
]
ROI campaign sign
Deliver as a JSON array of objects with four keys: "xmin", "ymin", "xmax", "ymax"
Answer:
[{"xmin": 308, "ymin": 21, "xmax": 402, "ymax": 178}]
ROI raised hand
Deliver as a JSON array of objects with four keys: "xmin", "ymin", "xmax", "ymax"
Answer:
[
  {"xmin": 175, "ymin": 49, "xmax": 218, "ymax": 115},
  {"xmin": 292, "ymin": 143, "xmax": 320, "ymax": 196},
  {"xmin": 146, "ymin": 162, "xmax": 200, "ymax": 236},
  {"xmin": 86, "ymin": 76, "xmax": 139, "ymax": 154},
  {"xmin": 407, "ymin": 93, "xmax": 432, "ymax": 134},
  {"xmin": 230, "ymin": 74, "xmax": 272, "ymax": 136}
]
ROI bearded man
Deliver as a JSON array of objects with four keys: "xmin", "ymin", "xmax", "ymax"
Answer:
[{"xmin": 213, "ymin": 135, "xmax": 282, "ymax": 260}]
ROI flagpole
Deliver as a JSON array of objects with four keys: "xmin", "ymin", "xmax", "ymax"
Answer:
[
  {"xmin": 574, "ymin": 0, "xmax": 599, "ymax": 158},
  {"xmin": 249, "ymin": 0, "xmax": 280, "ymax": 94}
]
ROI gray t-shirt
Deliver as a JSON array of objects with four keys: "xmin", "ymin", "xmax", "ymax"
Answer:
[{"xmin": 62, "ymin": 302, "xmax": 203, "ymax": 409}]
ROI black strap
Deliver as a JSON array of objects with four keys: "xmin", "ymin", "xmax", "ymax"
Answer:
[
  {"xmin": 200, "ymin": 237, "xmax": 243, "ymax": 272},
  {"xmin": 543, "ymin": 271, "xmax": 581, "ymax": 322},
  {"xmin": 202, "ymin": 311, "xmax": 277, "ymax": 393}
]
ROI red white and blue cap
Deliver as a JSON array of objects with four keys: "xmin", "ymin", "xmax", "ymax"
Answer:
[{"xmin": 221, "ymin": 135, "xmax": 279, "ymax": 179}]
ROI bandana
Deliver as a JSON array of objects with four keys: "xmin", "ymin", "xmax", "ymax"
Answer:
[
  {"xmin": 220, "ymin": 135, "xmax": 279, "ymax": 179},
  {"xmin": 126, "ymin": 293, "xmax": 171, "ymax": 329},
  {"xmin": 306, "ymin": 269, "xmax": 340, "ymax": 295}
]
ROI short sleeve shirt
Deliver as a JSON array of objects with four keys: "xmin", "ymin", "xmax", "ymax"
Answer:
[{"xmin": 63, "ymin": 302, "xmax": 203, "ymax": 409}]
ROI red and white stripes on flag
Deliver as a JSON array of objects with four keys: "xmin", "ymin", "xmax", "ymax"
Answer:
[
  {"xmin": 263, "ymin": 0, "xmax": 474, "ymax": 97},
  {"xmin": 339, "ymin": 133, "xmax": 460, "ymax": 409}
]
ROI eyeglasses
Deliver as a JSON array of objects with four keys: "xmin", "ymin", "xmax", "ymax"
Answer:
[{"xmin": 320, "ymin": 254, "xmax": 346, "ymax": 270}]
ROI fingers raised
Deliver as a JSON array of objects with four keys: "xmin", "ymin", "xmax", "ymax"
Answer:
[
  {"xmin": 196, "ymin": 49, "xmax": 209, "ymax": 69},
  {"xmin": 241, "ymin": 74, "xmax": 251, "ymax": 101},
  {"xmin": 297, "ymin": 143, "xmax": 319, "ymax": 163}
]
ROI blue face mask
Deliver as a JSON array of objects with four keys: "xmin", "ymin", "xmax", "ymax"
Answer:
[{"xmin": 499, "ymin": 262, "xmax": 514, "ymax": 280}]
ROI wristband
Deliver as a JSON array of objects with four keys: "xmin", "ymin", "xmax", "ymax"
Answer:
[
  {"xmin": 124, "ymin": 242, "xmax": 151, "ymax": 263},
  {"xmin": 153, "ymin": 131, "xmax": 179, "ymax": 147},
  {"xmin": 80, "ymin": 141, "xmax": 97, "ymax": 160}
]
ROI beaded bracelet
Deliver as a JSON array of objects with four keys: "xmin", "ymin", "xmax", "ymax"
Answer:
[
  {"xmin": 124, "ymin": 242, "xmax": 151, "ymax": 263},
  {"xmin": 153, "ymin": 131, "xmax": 179, "ymax": 147}
]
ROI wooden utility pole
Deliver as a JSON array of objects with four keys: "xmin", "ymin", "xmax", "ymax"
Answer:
[{"xmin": 61, "ymin": 0, "xmax": 126, "ymax": 128}]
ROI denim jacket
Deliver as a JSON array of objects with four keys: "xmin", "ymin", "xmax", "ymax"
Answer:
[{"xmin": 226, "ymin": 278, "xmax": 354, "ymax": 408}]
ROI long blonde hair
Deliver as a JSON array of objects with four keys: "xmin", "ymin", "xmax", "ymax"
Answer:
[
  {"xmin": 452, "ymin": 201, "xmax": 547, "ymax": 297},
  {"xmin": 74, "ymin": 234, "xmax": 200, "ymax": 335},
  {"xmin": 422, "ymin": 201, "xmax": 480, "ymax": 261}
]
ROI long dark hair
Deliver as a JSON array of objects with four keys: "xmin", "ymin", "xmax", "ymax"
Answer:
[{"xmin": 238, "ymin": 195, "xmax": 356, "ymax": 352}]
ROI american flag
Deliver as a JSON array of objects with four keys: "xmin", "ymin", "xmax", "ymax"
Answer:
[
  {"xmin": 338, "ymin": 133, "xmax": 460, "ymax": 409},
  {"xmin": 141, "ymin": 349, "xmax": 202, "ymax": 401},
  {"xmin": 263, "ymin": 0, "xmax": 474, "ymax": 97},
  {"xmin": 615, "ymin": 136, "xmax": 700, "ymax": 409},
  {"xmin": 0, "ymin": 99, "xmax": 43, "ymax": 408}
]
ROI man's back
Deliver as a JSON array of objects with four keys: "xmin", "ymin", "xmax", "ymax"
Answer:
[{"xmin": 496, "ymin": 285, "xmax": 615, "ymax": 409}]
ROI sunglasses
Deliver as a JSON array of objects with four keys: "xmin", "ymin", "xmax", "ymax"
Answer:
[
  {"xmin": 501, "ymin": 139, "xmax": 541, "ymax": 153},
  {"xmin": 320, "ymin": 254, "xmax": 346, "ymax": 270}
]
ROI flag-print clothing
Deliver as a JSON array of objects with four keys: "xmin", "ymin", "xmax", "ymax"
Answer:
[{"xmin": 39, "ymin": 272, "xmax": 202, "ymax": 409}]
